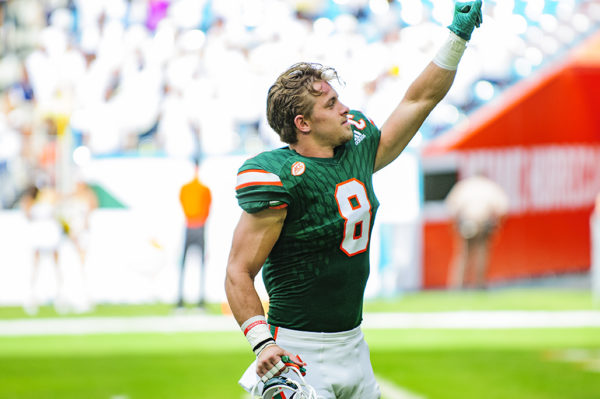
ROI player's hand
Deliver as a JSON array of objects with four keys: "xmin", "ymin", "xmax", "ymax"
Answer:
[
  {"xmin": 448, "ymin": 0, "xmax": 483, "ymax": 41},
  {"xmin": 256, "ymin": 345, "xmax": 305, "ymax": 382},
  {"xmin": 281, "ymin": 355, "xmax": 307, "ymax": 376}
]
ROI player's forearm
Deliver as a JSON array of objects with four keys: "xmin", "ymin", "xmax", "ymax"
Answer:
[
  {"xmin": 404, "ymin": 61, "xmax": 456, "ymax": 107},
  {"xmin": 225, "ymin": 266, "xmax": 279, "ymax": 358},
  {"xmin": 225, "ymin": 267, "xmax": 265, "ymax": 326},
  {"xmin": 375, "ymin": 63, "xmax": 457, "ymax": 171},
  {"xmin": 375, "ymin": 31, "xmax": 467, "ymax": 171}
]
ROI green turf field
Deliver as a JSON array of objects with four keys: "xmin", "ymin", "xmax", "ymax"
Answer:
[
  {"xmin": 363, "ymin": 288, "xmax": 599, "ymax": 312},
  {"xmin": 1, "ymin": 329, "xmax": 599, "ymax": 398},
  {"xmin": 1, "ymin": 288, "xmax": 599, "ymax": 398}
]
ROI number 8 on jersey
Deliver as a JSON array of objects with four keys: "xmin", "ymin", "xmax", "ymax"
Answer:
[{"xmin": 335, "ymin": 178, "xmax": 372, "ymax": 256}]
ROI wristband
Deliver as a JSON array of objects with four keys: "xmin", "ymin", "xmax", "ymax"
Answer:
[
  {"xmin": 241, "ymin": 315, "xmax": 275, "ymax": 356},
  {"xmin": 433, "ymin": 32, "xmax": 467, "ymax": 71}
]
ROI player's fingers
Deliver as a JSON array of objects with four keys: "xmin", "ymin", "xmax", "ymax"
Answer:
[
  {"xmin": 473, "ymin": 1, "xmax": 482, "ymax": 18},
  {"xmin": 475, "ymin": 3, "xmax": 483, "ymax": 21},
  {"xmin": 275, "ymin": 359, "xmax": 285, "ymax": 371},
  {"xmin": 295, "ymin": 354, "xmax": 307, "ymax": 366},
  {"xmin": 282, "ymin": 353, "xmax": 306, "ymax": 365},
  {"xmin": 260, "ymin": 360, "xmax": 285, "ymax": 383},
  {"xmin": 468, "ymin": 7, "xmax": 482, "ymax": 27},
  {"xmin": 260, "ymin": 360, "xmax": 284, "ymax": 382}
]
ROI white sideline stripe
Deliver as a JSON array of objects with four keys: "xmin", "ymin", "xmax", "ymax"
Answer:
[
  {"xmin": 1, "ymin": 311, "xmax": 600, "ymax": 336},
  {"xmin": 0, "ymin": 315, "xmax": 239, "ymax": 336},
  {"xmin": 376, "ymin": 376, "xmax": 425, "ymax": 399},
  {"xmin": 363, "ymin": 311, "xmax": 600, "ymax": 329}
]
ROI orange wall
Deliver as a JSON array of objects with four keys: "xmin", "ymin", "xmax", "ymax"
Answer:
[
  {"xmin": 421, "ymin": 37, "xmax": 600, "ymax": 288},
  {"xmin": 423, "ymin": 208, "xmax": 594, "ymax": 288}
]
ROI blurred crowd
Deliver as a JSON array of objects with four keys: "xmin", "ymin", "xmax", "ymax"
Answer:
[{"xmin": 0, "ymin": 0, "xmax": 599, "ymax": 210}]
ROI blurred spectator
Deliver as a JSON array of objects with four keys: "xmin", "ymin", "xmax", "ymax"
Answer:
[
  {"xmin": 146, "ymin": 0, "xmax": 170, "ymax": 32},
  {"xmin": 177, "ymin": 159, "xmax": 212, "ymax": 309},
  {"xmin": 55, "ymin": 177, "xmax": 98, "ymax": 311},
  {"xmin": 0, "ymin": 100, "xmax": 24, "ymax": 208},
  {"xmin": 20, "ymin": 182, "xmax": 63, "ymax": 314},
  {"xmin": 0, "ymin": 59, "xmax": 34, "ymax": 209},
  {"xmin": 58, "ymin": 178, "xmax": 98, "ymax": 269},
  {"xmin": 445, "ymin": 173, "xmax": 509, "ymax": 289}
]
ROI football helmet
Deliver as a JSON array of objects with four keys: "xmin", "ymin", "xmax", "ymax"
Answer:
[{"xmin": 251, "ymin": 364, "xmax": 318, "ymax": 399}]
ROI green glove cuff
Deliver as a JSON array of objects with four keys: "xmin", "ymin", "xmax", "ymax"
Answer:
[{"xmin": 448, "ymin": 0, "xmax": 483, "ymax": 41}]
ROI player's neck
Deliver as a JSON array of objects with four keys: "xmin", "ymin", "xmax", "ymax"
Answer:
[{"xmin": 289, "ymin": 139, "xmax": 335, "ymax": 159}]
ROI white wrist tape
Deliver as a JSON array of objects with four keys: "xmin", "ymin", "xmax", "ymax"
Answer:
[
  {"xmin": 241, "ymin": 315, "xmax": 275, "ymax": 356},
  {"xmin": 433, "ymin": 32, "xmax": 468, "ymax": 71}
]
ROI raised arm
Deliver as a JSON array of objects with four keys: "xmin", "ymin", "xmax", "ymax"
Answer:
[
  {"xmin": 375, "ymin": 62, "xmax": 457, "ymax": 171},
  {"xmin": 374, "ymin": 0, "xmax": 483, "ymax": 172}
]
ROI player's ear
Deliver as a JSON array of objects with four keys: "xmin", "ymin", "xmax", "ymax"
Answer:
[{"xmin": 294, "ymin": 115, "xmax": 311, "ymax": 134}]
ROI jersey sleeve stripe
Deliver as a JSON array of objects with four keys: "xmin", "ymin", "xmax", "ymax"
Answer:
[
  {"xmin": 269, "ymin": 203, "xmax": 288, "ymax": 210},
  {"xmin": 236, "ymin": 170, "xmax": 282, "ymax": 190},
  {"xmin": 236, "ymin": 181, "xmax": 283, "ymax": 190}
]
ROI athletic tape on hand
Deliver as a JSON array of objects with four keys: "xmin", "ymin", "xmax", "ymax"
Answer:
[{"xmin": 261, "ymin": 360, "xmax": 285, "ymax": 383}]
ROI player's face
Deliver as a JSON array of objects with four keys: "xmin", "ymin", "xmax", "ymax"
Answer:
[{"xmin": 307, "ymin": 81, "xmax": 352, "ymax": 147}]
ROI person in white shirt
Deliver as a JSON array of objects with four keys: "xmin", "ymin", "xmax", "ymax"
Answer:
[{"xmin": 445, "ymin": 173, "xmax": 509, "ymax": 289}]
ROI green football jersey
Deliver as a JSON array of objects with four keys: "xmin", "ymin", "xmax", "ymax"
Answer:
[{"xmin": 235, "ymin": 110, "xmax": 380, "ymax": 332}]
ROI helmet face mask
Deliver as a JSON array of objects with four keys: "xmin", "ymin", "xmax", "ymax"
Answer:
[
  {"xmin": 262, "ymin": 376, "xmax": 300, "ymax": 398},
  {"xmin": 252, "ymin": 366, "xmax": 318, "ymax": 399}
]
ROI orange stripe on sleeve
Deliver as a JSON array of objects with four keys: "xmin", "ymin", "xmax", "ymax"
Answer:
[
  {"xmin": 236, "ymin": 169, "xmax": 283, "ymax": 191},
  {"xmin": 269, "ymin": 203, "xmax": 288, "ymax": 210}
]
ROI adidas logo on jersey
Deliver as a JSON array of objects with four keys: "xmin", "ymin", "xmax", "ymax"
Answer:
[{"xmin": 353, "ymin": 130, "xmax": 366, "ymax": 145}]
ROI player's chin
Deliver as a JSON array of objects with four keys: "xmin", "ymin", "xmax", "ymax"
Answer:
[{"xmin": 340, "ymin": 130, "xmax": 353, "ymax": 144}]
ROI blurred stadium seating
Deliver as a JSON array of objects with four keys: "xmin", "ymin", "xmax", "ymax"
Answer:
[
  {"xmin": 1, "ymin": 1, "xmax": 598, "ymax": 164},
  {"xmin": 1, "ymin": 0, "xmax": 599, "ymax": 306}
]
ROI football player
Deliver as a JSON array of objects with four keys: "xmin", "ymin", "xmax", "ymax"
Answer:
[{"xmin": 226, "ymin": 2, "xmax": 483, "ymax": 398}]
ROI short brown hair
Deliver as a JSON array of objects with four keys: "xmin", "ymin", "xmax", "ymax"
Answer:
[{"xmin": 266, "ymin": 62, "xmax": 340, "ymax": 144}]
